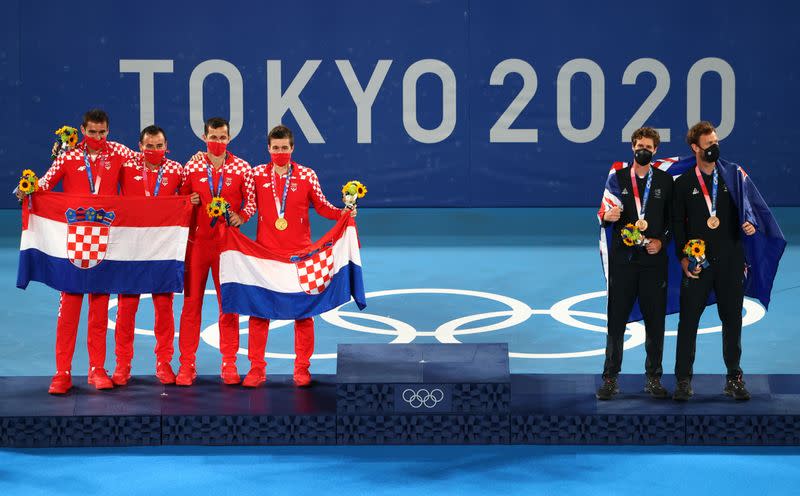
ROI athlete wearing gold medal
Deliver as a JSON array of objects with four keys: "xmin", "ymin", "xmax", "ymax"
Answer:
[{"xmin": 244, "ymin": 125, "xmax": 356, "ymax": 388}]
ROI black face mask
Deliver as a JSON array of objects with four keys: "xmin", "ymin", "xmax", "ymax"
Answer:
[
  {"xmin": 699, "ymin": 143, "xmax": 720, "ymax": 163},
  {"xmin": 634, "ymin": 148, "xmax": 653, "ymax": 166}
]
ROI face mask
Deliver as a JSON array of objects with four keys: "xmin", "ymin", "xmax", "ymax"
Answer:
[
  {"xmin": 634, "ymin": 148, "xmax": 653, "ymax": 166},
  {"xmin": 207, "ymin": 141, "xmax": 227, "ymax": 156},
  {"xmin": 85, "ymin": 135, "xmax": 107, "ymax": 150},
  {"xmin": 143, "ymin": 149, "xmax": 166, "ymax": 165},
  {"xmin": 699, "ymin": 143, "xmax": 720, "ymax": 163},
  {"xmin": 271, "ymin": 152, "xmax": 292, "ymax": 167}
]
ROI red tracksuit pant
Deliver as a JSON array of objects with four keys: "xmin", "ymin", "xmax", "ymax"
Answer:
[
  {"xmin": 248, "ymin": 316, "xmax": 314, "ymax": 370},
  {"xmin": 55, "ymin": 292, "xmax": 109, "ymax": 371},
  {"xmin": 114, "ymin": 293, "xmax": 175, "ymax": 365},
  {"xmin": 178, "ymin": 238, "xmax": 239, "ymax": 366}
]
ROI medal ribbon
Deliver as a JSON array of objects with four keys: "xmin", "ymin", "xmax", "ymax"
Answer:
[
  {"xmin": 271, "ymin": 163, "xmax": 293, "ymax": 221},
  {"xmin": 141, "ymin": 156, "xmax": 165, "ymax": 197},
  {"xmin": 82, "ymin": 149, "xmax": 104, "ymax": 195},
  {"xmin": 630, "ymin": 166, "xmax": 652, "ymax": 222},
  {"xmin": 694, "ymin": 166, "xmax": 718, "ymax": 218},
  {"xmin": 206, "ymin": 158, "xmax": 225, "ymax": 199}
]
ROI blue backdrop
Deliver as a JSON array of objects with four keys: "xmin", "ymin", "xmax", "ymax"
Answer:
[{"xmin": 1, "ymin": 0, "xmax": 798, "ymax": 207}]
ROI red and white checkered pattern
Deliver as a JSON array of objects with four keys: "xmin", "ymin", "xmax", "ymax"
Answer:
[
  {"xmin": 295, "ymin": 246, "xmax": 335, "ymax": 295},
  {"xmin": 66, "ymin": 223, "xmax": 110, "ymax": 269}
]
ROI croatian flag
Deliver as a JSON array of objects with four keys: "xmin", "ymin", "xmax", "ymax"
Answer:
[
  {"xmin": 220, "ymin": 215, "xmax": 366, "ymax": 320},
  {"xmin": 598, "ymin": 156, "xmax": 786, "ymax": 322},
  {"xmin": 17, "ymin": 191, "xmax": 193, "ymax": 294}
]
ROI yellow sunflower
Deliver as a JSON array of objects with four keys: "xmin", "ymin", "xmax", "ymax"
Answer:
[
  {"xmin": 357, "ymin": 185, "xmax": 367, "ymax": 198},
  {"xmin": 623, "ymin": 237, "xmax": 635, "ymax": 247}
]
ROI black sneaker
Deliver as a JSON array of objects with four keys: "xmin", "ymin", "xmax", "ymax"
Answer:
[
  {"xmin": 724, "ymin": 375, "xmax": 751, "ymax": 401},
  {"xmin": 644, "ymin": 376, "xmax": 669, "ymax": 399},
  {"xmin": 673, "ymin": 378, "xmax": 693, "ymax": 401},
  {"xmin": 596, "ymin": 377, "xmax": 619, "ymax": 400}
]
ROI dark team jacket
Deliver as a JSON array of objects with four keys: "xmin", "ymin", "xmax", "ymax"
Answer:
[
  {"xmin": 673, "ymin": 166, "xmax": 743, "ymax": 264},
  {"xmin": 605, "ymin": 165, "xmax": 673, "ymax": 266}
]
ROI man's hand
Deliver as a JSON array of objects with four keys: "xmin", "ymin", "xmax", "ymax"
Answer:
[
  {"xmin": 342, "ymin": 205, "xmax": 357, "ymax": 218},
  {"xmin": 681, "ymin": 257, "xmax": 702, "ymax": 279},
  {"xmin": 645, "ymin": 238, "xmax": 662, "ymax": 255},
  {"xmin": 191, "ymin": 151, "xmax": 204, "ymax": 162},
  {"xmin": 227, "ymin": 211, "xmax": 243, "ymax": 227},
  {"xmin": 189, "ymin": 192, "xmax": 200, "ymax": 205},
  {"xmin": 15, "ymin": 190, "xmax": 25, "ymax": 201},
  {"xmin": 603, "ymin": 206, "xmax": 621, "ymax": 222},
  {"xmin": 742, "ymin": 221, "xmax": 756, "ymax": 236}
]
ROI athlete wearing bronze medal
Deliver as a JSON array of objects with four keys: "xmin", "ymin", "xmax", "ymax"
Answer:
[
  {"xmin": 596, "ymin": 127, "xmax": 673, "ymax": 400},
  {"xmin": 672, "ymin": 121, "xmax": 757, "ymax": 402}
]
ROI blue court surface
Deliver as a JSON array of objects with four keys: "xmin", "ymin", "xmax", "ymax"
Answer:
[
  {"xmin": 1, "ymin": 207, "xmax": 798, "ymax": 377},
  {"xmin": 2, "ymin": 207, "xmax": 798, "ymax": 494}
]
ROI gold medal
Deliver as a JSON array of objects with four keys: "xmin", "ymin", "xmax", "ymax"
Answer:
[
  {"xmin": 707, "ymin": 216, "xmax": 720, "ymax": 229},
  {"xmin": 275, "ymin": 217, "xmax": 288, "ymax": 231},
  {"xmin": 635, "ymin": 219, "xmax": 648, "ymax": 231}
]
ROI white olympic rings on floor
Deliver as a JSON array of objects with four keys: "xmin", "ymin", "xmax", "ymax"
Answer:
[{"xmin": 107, "ymin": 288, "xmax": 765, "ymax": 360}]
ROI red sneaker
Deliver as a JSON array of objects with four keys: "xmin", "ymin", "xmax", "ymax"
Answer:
[
  {"xmin": 48, "ymin": 371, "xmax": 72, "ymax": 395},
  {"xmin": 175, "ymin": 364, "xmax": 197, "ymax": 386},
  {"xmin": 88, "ymin": 367, "xmax": 114, "ymax": 390},
  {"xmin": 293, "ymin": 367, "xmax": 312, "ymax": 388},
  {"xmin": 242, "ymin": 367, "xmax": 266, "ymax": 388},
  {"xmin": 221, "ymin": 362, "xmax": 241, "ymax": 385},
  {"xmin": 111, "ymin": 362, "xmax": 131, "ymax": 386},
  {"xmin": 156, "ymin": 362, "xmax": 176, "ymax": 384}
]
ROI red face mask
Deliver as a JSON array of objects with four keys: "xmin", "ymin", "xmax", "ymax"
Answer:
[
  {"xmin": 85, "ymin": 136, "xmax": 107, "ymax": 150},
  {"xmin": 271, "ymin": 152, "xmax": 291, "ymax": 167},
  {"xmin": 143, "ymin": 149, "xmax": 166, "ymax": 165},
  {"xmin": 207, "ymin": 141, "xmax": 227, "ymax": 156}
]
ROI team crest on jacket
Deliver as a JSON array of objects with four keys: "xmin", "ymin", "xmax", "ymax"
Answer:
[
  {"xmin": 65, "ymin": 207, "xmax": 116, "ymax": 269},
  {"xmin": 225, "ymin": 177, "xmax": 233, "ymax": 187},
  {"xmin": 295, "ymin": 244, "xmax": 335, "ymax": 295}
]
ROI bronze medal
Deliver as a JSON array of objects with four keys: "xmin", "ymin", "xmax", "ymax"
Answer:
[
  {"xmin": 275, "ymin": 217, "xmax": 288, "ymax": 231},
  {"xmin": 635, "ymin": 219, "xmax": 648, "ymax": 231},
  {"xmin": 707, "ymin": 216, "xmax": 720, "ymax": 229}
]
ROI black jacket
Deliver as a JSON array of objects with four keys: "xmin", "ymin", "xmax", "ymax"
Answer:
[
  {"xmin": 606, "ymin": 165, "xmax": 673, "ymax": 266},
  {"xmin": 673, "ymin": 166, "xmax": 743, "ymax": 263}
]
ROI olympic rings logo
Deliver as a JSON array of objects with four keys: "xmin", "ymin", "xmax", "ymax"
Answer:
[
  {"xmin": 402, "ymin": 388, "xmax": 445, "ymax": 409},
  {"xmin": 106, "ymin": 288, "xmax": 765, "ymax": 360}
]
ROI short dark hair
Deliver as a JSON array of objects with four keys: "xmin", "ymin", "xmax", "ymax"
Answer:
[
  {"xmin": 268, "ymin": 125, "xmax": 294, "ymax": 147},
  {"xmin": 686, "ymin": 121, "xmax": 716, "ymax": 147},
  {"xmin": 139, "ymin": 125, "xmax": 167, "ymax": 143},
  {"xmin": 204, "ymin": 117, "xmax": 229, "ymax": 135},
  {"xmin": 631, "ymin": 127, "xmax": 660, "ymax": 148},
  {"xmin": 83, "ymin": 109, "xmax": 109, "ymax": 128}
]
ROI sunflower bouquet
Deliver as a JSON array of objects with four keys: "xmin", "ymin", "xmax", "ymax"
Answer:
[
  {"xmin": 18, "ymin": 169, "xmax": 38, "ymax": 196},
  {"xmin": 620, "ymin": 223, "xmax": 647, "ymax": 247},
  {"xmin": 17, "ymin": 169, "xmax": 39, "ymax": 209},
  {"xmin": 341, "ymin": 180, "xmax": 367, "ymax": 210},
  {"xmin": 52, "ymin": 126, "xmax": 79, "ymax": 159},
  {"xmin": 206, "ymin": 196, "xmax": 230, "ymax": 227},
  {"xmin": 683, "ymin": 239, "xmax": 710, "ymax": 272}
]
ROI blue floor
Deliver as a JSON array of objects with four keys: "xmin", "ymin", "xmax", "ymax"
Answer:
[
  {"xmin": 1, "ymin": 207, "xmax": 798, "ymax": 377},
  {"xmin": 2, "ymin": 445, "xmax": 800, "ymax": 496}
]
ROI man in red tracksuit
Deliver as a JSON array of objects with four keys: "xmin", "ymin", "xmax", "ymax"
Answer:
[
  {"xmin": 243, "ymin": 124, "xmax": 354, "ymax": 388},
  {"xmin": 112, "ymin": 125, "xmax": 185, "ymax": 386},
  {"xmin": 176, "ymin": 116, "xmax": 256, "ymax": 386},
  {"xmin": 34, "ymin": 109, "xmax": 136, "ymax": 394}
]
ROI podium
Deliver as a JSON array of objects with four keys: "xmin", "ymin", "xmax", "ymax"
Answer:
[{"xmin": 336, "ymin": 343, "xmax": 511, "ymax": 444}]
